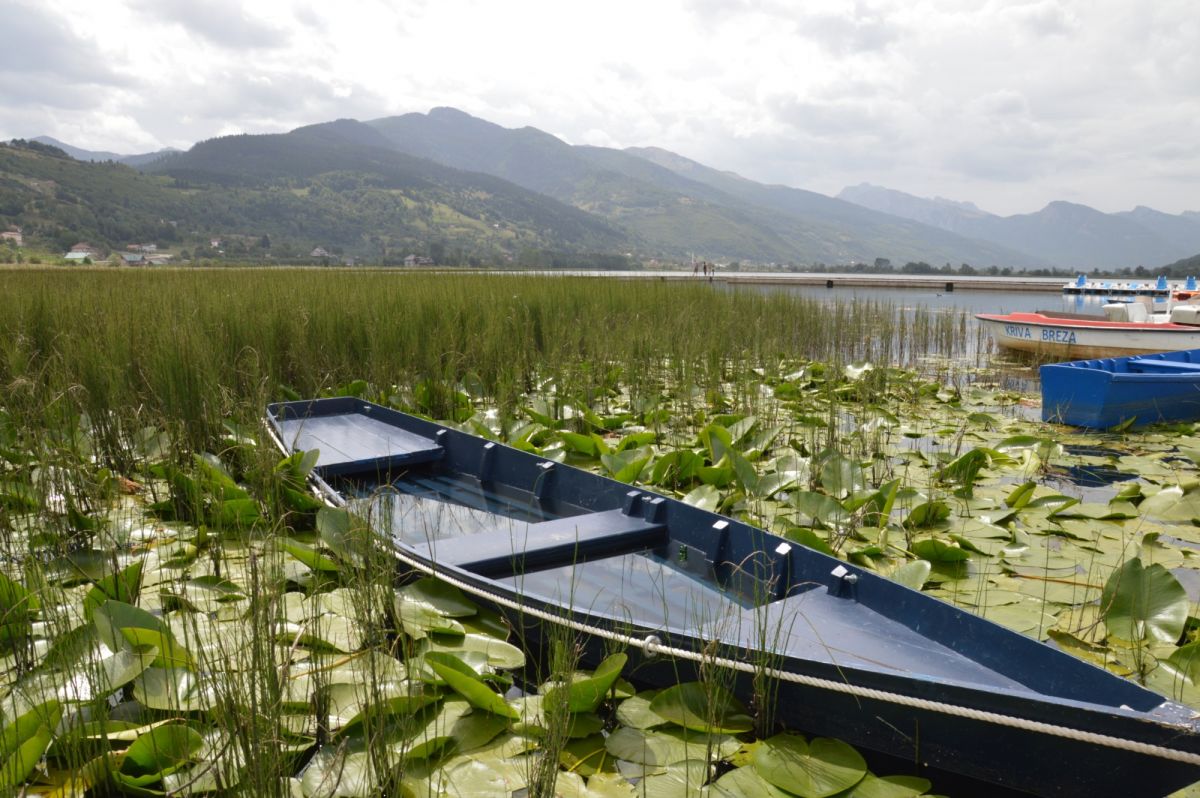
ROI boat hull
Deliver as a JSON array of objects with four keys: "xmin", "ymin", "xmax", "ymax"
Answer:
[
  {"xmin": 267, "ymin": 398, "xmax": 1200, "ymax": 797},
  {"xmin": 977, "ymin": 312, "xmax": 1200, "ymax": 358},
  {"xmin": 1041, "ymin": 349, "xmax": 1200, "ymax": 427}
]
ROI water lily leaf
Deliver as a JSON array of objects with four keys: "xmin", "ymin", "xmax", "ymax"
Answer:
[
  {"xmin": 410, "ymin": 757, "xmax": 513, "ymax": 798},
  {"xmin": 559, "ymin": 734, "xmax": 616, "ymax": 777},
  {"xmin": 890, "ymin": 560, "xmax": 932, "ymax": 591},
  {"xmin": 637, "ymin": 759, "xmax": 709, "ymax": 797},
  {"xmin": 701, "ymin": 423, "xmax": 735, "ymax": 465},
  {"xmin": 785, "ymin": 526, "xmax": 836, "ymax": 557},
  {"xmin": 424, "ymin": 652, "xmax": 518, "ymax": 719},
  {"xmin": 1141, "ymin": 486, "xmax": 1200, "ymax": 523},
  {"xmin": 326, "ymin": 680, "xmax": 436, "ymax": 731},
  {"xmin": 852, "ymin": 479, "xmax": 899, "ymax": 528},
  {"xmin": 818, "ymin": 452, "xmax": 864, "ymax": 499},
  {"xmin": 681, "ymin": 484, "xmax": 721, "ymax": 512},
  {"xmin": 1102, "ymin": 558, "xmax": 1188, "ymax": 645},
  {"xmin": 561, "ymin": 431, "xmax": 601, "ymax": 458},
  {"xmin": 301, "ymin": 742, "xmax": 381, "ymax": 798},
  {"xmin": 182, "ymin": 574, "xmax": 246, "ymax": 609},
  {"xmin": 937, "ymin": 449, "xmax": 988, "ymax": 493},
  {"xmin": 1146, "ymin": 641, "xmax": 1200, "ymax": 706},
  {"xmin": 0, "ymin": 701, "xmax": 60, "ymax": 793},
  {"xmin": 397, "ymin": 602, "xmax": 466, "ymax": 638},
  {"xmin": 194, "ymin": 453, "xmax": 248, "ymax": 500},
  {"xmin": 727, "ymin": 446, "xmax": 761, "ymax": 497},
  {"xmin": 649, "ymin": 682, "xmax": 753, "ymax": 734},
  {"xmin": 133, "ymin": 667, "xmax": 216, "ymax": 711},
  {"xmin": 842, "ymin": 772, "xmax": 932, "ymax": 797},
  {"xmin": 546, "ymin": 652, "xmax": 627, "ymax": 714},
  {"xmin": 426, "ymin": 632, "xmax": 524, "ymax": 670},
  {"xmin": 753, "ymin": 734, "xmax": 866, "ymax": 798},
  {"xmin": 1046, "ymin": 630, "xmax": 1123, "ymax": 672},
  {"xmin": 276, "ymin": 448, "xmax": 321, "ymax": 487},
  {"xmin": 280, "ymin": 538, "xmax": 341, "ymax": 573},
  {"xmin": 615, "ymin": 692, "xmax": 669, "ymax": 730},
  {"xmin": 903, "ymin": 501, "xmax": 951, "ymax": 530},
  {"xmin": 601, "ymin": 449, "xmax": 652, "ymax": 484},
  {"xmin": 604, "ymin": 726, "xmax": 738, "ymax": 766},
  {"xmin": 115, "ymin": 722, "xmax": 204, "ymax": 788},
  {"xmin": 0, "ymin": 572, "xmax": 33, "ymax": 651},
  {"xmin": 697, "ymin": 463, "xmax": 734, "ymax": 488},
  {"xmin": 1006, "ymin": 481, "xmax": 1037, "ymax": 509},
  {"xmin": 93, "ymin": 600, "xmax": 193, "ymax": 669},
  {"xmin": 650, "ymin": 450, "xmax": 706, "ymax": 487},
  {"xmin": 83, "ymin": 559, "xmax": 144, "ymax": 619},
  {"xmin": 712, "ymin": 764, "xmax": 793, "ymax": 797},
  {"xmin": 397, "ymin": 577, "xmax": 478, "ymax": 619},
  {"xmin": 792, "ymin": 491, "xmax": 848, "ymax": 528}
]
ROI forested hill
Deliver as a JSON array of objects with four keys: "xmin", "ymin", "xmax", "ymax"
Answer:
[
  {"xmin": 8, "ymin": 108, "xmax": 1195, "ymax": 270},
  {"xmin": 0, "ymin": 130, "xmax": 634, "ymax": 265}
]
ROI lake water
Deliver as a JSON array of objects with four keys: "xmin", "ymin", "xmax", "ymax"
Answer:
[{"xmin": 727, "ymin": 282, "xmax": 1169, "ymax": 318}]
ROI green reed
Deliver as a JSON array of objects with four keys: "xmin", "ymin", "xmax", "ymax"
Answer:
[{"xmin": 1, "ymin": 268, "xmax": 972, "ymax": 462}]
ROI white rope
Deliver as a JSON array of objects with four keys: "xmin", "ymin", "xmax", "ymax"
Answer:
[
  {"xmin": 378, "ymin": 537, "xmax": 1200, "ymax": 767},
  {"xmin": 261, "ymin": 422, "xmax": 1200, "ymax": 767}
]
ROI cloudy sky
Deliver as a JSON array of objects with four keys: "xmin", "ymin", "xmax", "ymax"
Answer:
[{"xmin": 2, "ymin": 0, "xmax": 1196, "ymax": 216}]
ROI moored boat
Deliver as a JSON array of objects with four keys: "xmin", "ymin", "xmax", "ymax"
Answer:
[
  {"xmin": 1041, "ymin": 348, "xmax": 1200, "ymax": 428},
  {"xmin": 1062, "ymin": 274, "xmax": 1196, "ymax": 297},
  {"xmin": 267, "ymin": 397, "xmax": 1200, "ymax": 797},
  {"xmin": 977, "ymin": 303, "xmax": 1200, "ymax": 358}
]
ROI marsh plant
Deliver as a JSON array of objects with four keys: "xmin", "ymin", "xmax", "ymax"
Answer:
[{"xmin": 3, "ymin": 268, "xmax": 1200, "ymax": 794}]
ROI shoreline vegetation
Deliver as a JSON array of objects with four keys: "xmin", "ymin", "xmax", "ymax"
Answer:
[{"xmin": 2, "ymin": 268, "xmax": 1199, "ymax": 795}]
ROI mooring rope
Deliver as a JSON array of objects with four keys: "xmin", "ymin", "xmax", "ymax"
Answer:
[
  {"xmin": 380, "ymin": 532, "xmax": 1200, "ymax": 768},
  {"xmin": 262, "ymin": 422, "xmax": 1200, "ymax": 768}
]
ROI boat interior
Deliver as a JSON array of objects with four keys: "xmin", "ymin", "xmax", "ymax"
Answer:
[{"xmin": 268, "ymin": 399, "xmax": 1171, "ymax": 713}]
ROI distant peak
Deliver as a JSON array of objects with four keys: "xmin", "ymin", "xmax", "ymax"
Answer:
[{"xmin": 429, "ymin": 106, "xmax": 473, "ymax": 119}]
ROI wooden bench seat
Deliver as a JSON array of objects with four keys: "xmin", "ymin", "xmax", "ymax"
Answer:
[
  {"xmin": 422, "ymin": 508, "xmax": 668, "ymax": 578},
  {"xmin": 273, "ymin": 410, "xmax": 443, "ymax": 476}
]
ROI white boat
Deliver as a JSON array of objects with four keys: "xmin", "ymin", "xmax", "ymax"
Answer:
[{"xmin": 977, "ymin": 302, "xmax": 1200, "ymax": 358}]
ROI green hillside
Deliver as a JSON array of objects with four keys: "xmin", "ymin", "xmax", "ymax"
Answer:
[
  {"xmin": 367, "ymin": 108, "xmax": 1038, "ymax": 266},
  {"xmin": 0, "ymin": 131, "xmax": 633, "ymax": 264}
]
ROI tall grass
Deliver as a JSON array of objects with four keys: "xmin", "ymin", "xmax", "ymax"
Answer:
[{"xmin": 1, "ymin": 268, "xmax": 970, "ymax": 461}]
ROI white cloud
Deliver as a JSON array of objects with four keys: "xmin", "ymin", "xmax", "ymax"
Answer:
[{"xmin": 0, "ymin": 0, "xmax": 1196, "ymax": 215}]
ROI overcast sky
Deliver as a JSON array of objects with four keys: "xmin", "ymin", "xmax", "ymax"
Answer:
[{"xmin": 2, "ymin": 0, "xmax": 1196, "ymax": 216}]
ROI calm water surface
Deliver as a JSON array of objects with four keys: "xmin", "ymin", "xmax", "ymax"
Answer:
[{"xmin": 729, "ymin": 282, "xmax": 1168, "ymax": 318}]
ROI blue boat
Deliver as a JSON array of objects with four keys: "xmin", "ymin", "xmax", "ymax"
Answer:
[
  {"xmin": 1041, "ymin": 348, "xmax": 1200, "ymax": 428},
  {"xmin": 267, "ymin": 398, "xmax": 1200, "ymax": 797}
]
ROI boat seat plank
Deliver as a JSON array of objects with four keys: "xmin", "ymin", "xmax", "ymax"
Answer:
[
  {"xmin": 1128, "ymin": 358, "xmax": 1200, "ymax": 374},
  {"xmin": 274, "ymin": 412, "xmax": 443, "ymax": 475},
  {"xmin": 423, "ymin": 508, "xmax": 667, "ymax": 578}
]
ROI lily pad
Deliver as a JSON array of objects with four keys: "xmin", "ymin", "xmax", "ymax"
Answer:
[
  {"xmin": 649, "ymin": 681, "xmax": 753, "ymax": 734},
  {"xmin": 753, "ymin": 734, "xmax": 867, "ymax": 798},
  {"xmin": 1102, "ymin": 557, "xmax": 1188, "ymax": 645}
]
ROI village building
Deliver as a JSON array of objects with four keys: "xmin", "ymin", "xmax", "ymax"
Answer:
[
  {"xmin": 1, "ymin": 227, "xmax": 22, "ymax": 246},
  {"xmin": 65, "ymin": 242, "xmax": 101, "ymax": 262}
]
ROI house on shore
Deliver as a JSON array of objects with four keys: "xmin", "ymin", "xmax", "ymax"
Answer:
[{"xmin": 65, "ymin": 242, "xmax": 101, "ymax": 262}]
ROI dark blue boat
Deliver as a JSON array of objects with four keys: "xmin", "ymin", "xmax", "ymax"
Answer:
[
  {"xmin": 1041, "ymin": 348, "xmax": 1200, "ymax": 428},
  {"xmin": 267, "ymin": 398, "xmax": 1200, "ymax": 797}
]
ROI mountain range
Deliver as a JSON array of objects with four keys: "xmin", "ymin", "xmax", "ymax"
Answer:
[
  {"xmin": 837, "ymin": 184, "xmax": 1200, "ymax": 270},
  {"xmin": 1, "ymin": 110, "xmax": 1196, "ymax": 270},
  {"xmin": 32, "ymin": 135, "xmax": 178, "ymax": 168}
]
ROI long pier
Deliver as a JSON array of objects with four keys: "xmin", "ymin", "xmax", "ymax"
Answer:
[{"xmin": 637, "ymin": 271, "xmax": 1066, "ymax": 292}]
